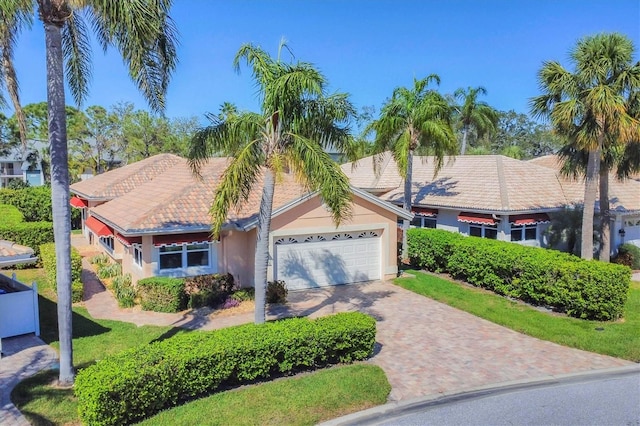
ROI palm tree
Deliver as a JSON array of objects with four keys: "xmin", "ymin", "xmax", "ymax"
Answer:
[
  {"xmin": 453, "ymin": 86, "xmax": 498, "ymax": 155},
  {"xmin": 2, "ymin": 0, "xmax": 178, "ymax": 385},
  {"xmin": 368, "ymin": 75, "xmax": 457, "ymax": 259},
  {"xmin": 189, "ymin": 42, "xmax": 355, "ymax": 324},
  {"xmin": 531, "ymin": 33, "xmax": 640, "ymax": 260}
]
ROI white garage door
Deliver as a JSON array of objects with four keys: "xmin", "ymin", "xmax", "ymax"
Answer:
[
  {"xmin": 274, "ymin": 230, "xmax": 381, "ymax": 290},
  {"xmin": 624, "ymin": 218, "xmax": 640, "ymax": 245}
]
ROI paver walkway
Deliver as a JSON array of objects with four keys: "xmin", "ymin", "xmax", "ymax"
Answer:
[{"xmin": 0, "ymin": 335, "xmax": 58, "ymax": 426}]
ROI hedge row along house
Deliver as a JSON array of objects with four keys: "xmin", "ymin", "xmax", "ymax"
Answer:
[
  {"xmin": 70, "ymin": 154, "xmax": 412, "ymax": 290},
  {"xmin": 341, "ymin": 153, "xmax": 640, "ymax": 252}
]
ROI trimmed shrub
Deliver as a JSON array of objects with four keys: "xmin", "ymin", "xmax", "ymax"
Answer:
[
  {"xmin": 39, "ymin": 243, "xmax": 84, "ymax": 303},
  {"xmin": 137, "ymin": 277, "xmax": 186, "ymax": 313},
  {"xmin": 0, "ymin": 204, "xmax": 54, "ymax": 257},
  {"xmin": 408, "ymin": 228, "xmax": 631, "ymax": 320},
  {"xmin": 407, "ymin": 228, "xmax": 463, "ymax": 272},
  {"xmin": 112, "ymin": 274, "xmax": 136, "ymax": 308},
  {"xmin": 230, "ymin": 288, "xmax": 255, "ymax": 302},
  {"xmin": 613, "ymin": 243, "xmax": 640, "ymax": 270},
  {"xmin": 184, "ymin": 273, "xmax": 235, "ymax": 309},
  {"xmin": 75, "ymin": 312, "xmax": 376, "ymax": 426},
  {"xmin": 0, "ymin": 186, "xmax": 81, "ymax": 227},
  {"xmin": 267, "ymin": 280, "xmax": 287, "ymax": 304},
  {"xmin": 97, "ymin": 263, "xmax": 121, "ymax": 279},
  {"xmin": 0, "ymin": 203, "xmax": 24, "ymax": 225}
]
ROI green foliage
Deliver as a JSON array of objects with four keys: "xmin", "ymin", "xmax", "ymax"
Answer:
[
  {"xmin": 613, "ymin": 244, "xmax": 640, "ymax": 270},
  {"xmin": 230, "ymin": 288, "xmax": 255, "ymax": 302},
  {"xmin": 96, "ymin": 263, "xmax": 121, "ymax": 279},
  {"xmin": 0, "ymin": 220, "xmax": 54, "ymax": 258},
  {"xmin": 0, "ymin": 203, "xmax": 24, "ymax": 225},
  {"xmin": 184, "ymin": 273, "xmax": 235, "ymax": 309},
  {"xmin": 408, "ymin": 229, "xmax": 631, "ymax": 320},
  {"xmin": 7, "ymin": 179, "xmax": 29, "ymax": 190},
  {"xmin": 74, "ymin": 312, "xmax": 376, "ymax": 426},
  {"xmin": 89, "ymin": 253, "xmax": 110, "ymax": 266},
  {"xmin": 266, "ymin": 280, "xmax": 287, "ymax": 304},
  {"xmin": 137, "ymin": 277, "xmax": 186, "ymax": 313},
  {"xmin": 112, "ymin": 274, "xmax": 136, "ymax": 308},
  {"xmin": 0, "ymin": 186, "xmax": 81, "ymax": 227},
  {"xmin": 39, "ymin": 243, "xmax": 84, "ymax": 303}
]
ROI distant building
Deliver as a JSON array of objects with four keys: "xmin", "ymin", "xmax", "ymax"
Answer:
[{"xmin": 0, "ymin": 140, "xmax": 46, "ymax": 189}]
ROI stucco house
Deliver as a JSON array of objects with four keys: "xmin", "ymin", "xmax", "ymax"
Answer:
[
  {"xmin": 0, "ymin": 141, "xmax": 45, "ymax": 189},
  {"xmin": 70, "ymin": 154, "xmax": 412, "ymax": 290},
  {"xmin": 341, "ymin": 153, "xmax": 640, "ymax": 252}
]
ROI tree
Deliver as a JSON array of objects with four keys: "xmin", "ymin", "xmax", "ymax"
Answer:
[
  {"xmin": 189, "ymin": 42, "xmax": 355, "ymax": 324},
  {"xmin": 2, "ymin": 0, "xmax": 178, "ymax": 385},
  {"xmin": 531, "ymin": 33, "xmax": 640, "ymax": 260},
  {"xmin": 368, "ymin": 75, "xmax": 457, "ymax": 259},
  {"xmin": 452, "ymin": 86, "xmax": 498, "ymax": 155},
  {"xmin": 490, "ymin": 110, "xmax": 564, "ymax": 158}
]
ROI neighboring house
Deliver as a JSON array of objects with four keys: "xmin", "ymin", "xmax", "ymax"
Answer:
[
  {"xmin": 70, "ymin": 154, "xmax": 412, "ymax": 290},
  {"xmin": 0, "ymin": 240, "xmax": 36, "ymax": 268},
  {"xmin": 341, "ymin": 153, "xmax": 640, "ymax": 252},
  {"xmin": 0, "ymin": 141, "xmax": 46, "ymax": 189}
]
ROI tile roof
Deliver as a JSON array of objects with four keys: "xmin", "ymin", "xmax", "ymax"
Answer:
[
  {"xmin": 70, "ymin": 154, "xmax": 182, "ymax": 199},
  {"xmin": 0, "ymin": 240, "xmax": 35, "ymax": 259},
  {"xmin": 90, "ymin": 157, "xmax": 309, "ymax": 234},
  {"xmin": 528, "ymin": 155, "xmax": 640, "ymax": 213},
  {"xmin": 343, "ymin": 153, "xmax": 571, "ymax": 213}
]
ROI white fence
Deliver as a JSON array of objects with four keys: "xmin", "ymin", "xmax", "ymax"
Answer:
[{"xmin": 0, "ymin": 272, "xmax": 40, "ymax": 338}]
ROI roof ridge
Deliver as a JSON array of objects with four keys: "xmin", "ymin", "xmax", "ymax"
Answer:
[
  {"xmin": 496, "ymin": 156, "xmax": 510, "ymax": 210},
  {"xmin": 371, "ymin": 152, "xmax": 393, "ymax": 188}
]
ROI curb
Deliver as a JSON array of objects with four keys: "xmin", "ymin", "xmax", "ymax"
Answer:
[{"xmin": 320, "ymin": 363, "xmax": 640, "ymax": 425}]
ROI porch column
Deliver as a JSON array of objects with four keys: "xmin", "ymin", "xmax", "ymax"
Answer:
[{"xmin": 498, "ymin": 215, "xmax": 509, "ymax": 241}]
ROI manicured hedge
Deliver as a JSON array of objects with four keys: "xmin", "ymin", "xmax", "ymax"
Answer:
[
  {"xmin": 184, "ymin": 273, "xmax": 235, "ymax": 308},
  {"xmin": 0, "ymin": 214, "xmax": 54, "ymax": 258},
  {"xmin": 613, "ymin": 243, "xmax": 640, "ymax": 270},
  {"xmin": 39, "ymin": 243, "xmax": 84, "ymax": 303},
  {"xmin": 407, "ymin": 228, "xmax": 631, "ymax": 321},
  {"xmin": 0, "ymin": 186, "xmax": 81, "ymax": 227},
  {"xmin": 137, "ymin": 277, "xmax": 187, "ymax": 312},
  {"xmin": 75, "ymin": 312, "xmax": 377, "ymax": 426}
]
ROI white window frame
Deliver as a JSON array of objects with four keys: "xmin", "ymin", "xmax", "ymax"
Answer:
[
  {"xmin": 99, "ymin": 236, "xmax": 115, "ymax": 253},
  {"xmin": 469, "ymin": 224, "xmax": 498, "ymax": 239},
  {"xmin": 132, "ymin": 244, "xmax": 143, "ymax": 268},
  {"xmin": 156, "ymin": 241, "xmax": 216, "ymax": 275},
  {"xmin": 510, "ymin": 224, "xmax": 538, "ymax": 242},
  {"xmin": 410, "ymin": 215, "xmax": 437, "ymax": 229}
]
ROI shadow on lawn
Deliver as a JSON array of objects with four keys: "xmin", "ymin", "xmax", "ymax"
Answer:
[{"xmin": 38, "ymin": 296, "xmax": 110, "ymax": 345}]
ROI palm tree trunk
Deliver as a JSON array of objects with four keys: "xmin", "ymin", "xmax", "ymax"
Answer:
[
  {"xmin": 44, "ymin": 17, "xmax": 74, "ymax": 385},
  {"xmin": 254, "ymin": 168, "xmax": 275, "ymax": 324},
  {"xmin": 599, "ymin": 165, "xmax": 611, "ymax": 262},
  {"xmin": 401, "ymin": 149, "xmax": 413, "ymax": 260},
  {"xmin": 581, "ymin": 148, "xmax": 600, "ymax": 260},
  {"xmin": 460, "ymin": 126, "xmax": 469, "ymax": 155}
]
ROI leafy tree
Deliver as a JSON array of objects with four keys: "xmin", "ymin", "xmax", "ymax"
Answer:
[
  {"xmin": 490, "ymin": 110, "xmax": 564, "ymax": 158},
  {"xmin": 189, "ymin": 42, "xmax": 355, "ymax": 324},
  {"xmin": 368, "ymin": 75, "xmax": 457, "ymax": 259},
  {"xmin": 1, "ymin": 0, "xmax": 178, "ymax": 385},
  {"xmin": 531, "ymin": 33, "xmax": 640, "ymax": 260},
  {"xmin": 452, "ymin": 86, "xmax": 498, "ymax": 155}
]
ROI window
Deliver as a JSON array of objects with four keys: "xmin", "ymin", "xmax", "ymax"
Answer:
[
  {"xmin": 411, "ymin": 215, "xmax": 437, "ymax": 229},
  {"xmin": 133, "ymin": 244, "xmax": 143, "ymax": 268},
  {"xmin": 469, "ymin": 224, "xmax": 497, "ymax": 239},
  {"xmin": 158, "ymin": 243, "xmax": 211, "ymax": 270},
  {"xmin": 99, "ymin": 236, "xmax": 115, "ymax": 253},
  {"xmin": 511, "ymin": 225, "xmax": 537, "ymax": 242}
]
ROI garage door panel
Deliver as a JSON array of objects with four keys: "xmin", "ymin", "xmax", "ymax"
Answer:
[{"xmin": 275, "ymin": 233, "xmax": 381, "ymax": 290}]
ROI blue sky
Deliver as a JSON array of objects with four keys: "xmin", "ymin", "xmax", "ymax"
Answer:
[{"xmin": 7, "ymin": 0, "xmax": 640, "ymax": 123}]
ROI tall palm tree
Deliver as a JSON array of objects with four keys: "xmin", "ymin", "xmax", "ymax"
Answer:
[
  {"xmin": 453, "ymin": 86, "xmax": 498, "ymax": 155},
  {"xmin": 368, "ymin": 75, "xmax": 457, "ymax": 259},
  {"xmin": 189, "ymin": 42, "xmax": 355, "ymax": 324},
  {"xmin": 2, "ymin": 0, "xmax": 178, "ymax": 385},
  {"xmin": 531, "ymin": 33, "xmax": 640, "ymax": 260}
]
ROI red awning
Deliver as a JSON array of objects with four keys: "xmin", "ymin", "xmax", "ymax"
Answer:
[
  {"xmin": 85, "ymin": 216, "xmax": 113, "ymax": 237},
  {"xmin": 115, "ymin": 234, "xmax": 142, "ymax": 247},
  {"xmin": 457, "ymin": 212, "xmax": 498, "ymax": 225},
  {"xmin": 153, "ymin": 232, "xmax": 211, "ymax": 246},
  {"xmin": 509, "ymin": 213, "xmax": 551, "ymax": 225},
  {"xmin": 411, "ymin": 207, "xmax": 438, "ymax": 217},
  {"xmin": 70, "ymin": 196, "xmax": 88, "ymax": 208}
]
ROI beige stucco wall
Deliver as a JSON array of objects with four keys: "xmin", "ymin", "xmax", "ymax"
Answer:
[
  {"xmin": 220, "ymin": 229, "xmax": 256, "ymax": 288},
  {"xmin": 269, "ymin": 193, "xmax": 400, "ymax": 280}
]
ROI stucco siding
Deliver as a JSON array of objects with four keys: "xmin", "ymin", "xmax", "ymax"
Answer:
[{"xmin": 221, "ymin": 229, "xmax": 255, "ymax": 288}]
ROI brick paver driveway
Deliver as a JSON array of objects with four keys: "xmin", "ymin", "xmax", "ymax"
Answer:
[{"xmin": 271, "ymin": 280, "xmax": 633, "ymax": 402}]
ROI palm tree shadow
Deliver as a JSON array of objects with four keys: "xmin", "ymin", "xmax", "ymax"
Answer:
[{"xmin": 38, "ymin": 296, "xmax": 110, "ymax": 345}]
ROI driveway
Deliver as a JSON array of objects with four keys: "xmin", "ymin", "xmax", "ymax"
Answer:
[{"xmin": 269, "ymin": 280, "xmax": 633, "ymax": 402}]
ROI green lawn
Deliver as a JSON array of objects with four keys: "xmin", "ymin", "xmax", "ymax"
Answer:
[
  {"xmin": 396, "ymin": 270, "xmax": 640, "ymax": 361},
  {"xmin": 139, "ymin": 364, "xmax": 390, "ymax": 426},
  {"xmin": 7, "ymin": 269, "xmax": 390, "ymax": 425}
]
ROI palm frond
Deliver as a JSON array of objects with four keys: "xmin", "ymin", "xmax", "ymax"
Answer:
[{"xmin": 62, "ymin": 11, "xmax": 92, "ymax": 105}]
